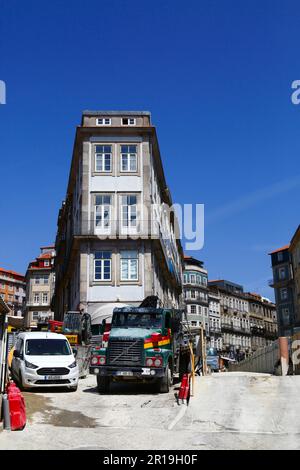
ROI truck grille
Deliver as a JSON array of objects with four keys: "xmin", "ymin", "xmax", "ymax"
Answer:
[
  {"xmin": 37, "ymin": 368, "xmax": 70, "ymax": 376},
  {"xmin": 107, "ymin": 338, "xmax": 143, "ymax": 366}
]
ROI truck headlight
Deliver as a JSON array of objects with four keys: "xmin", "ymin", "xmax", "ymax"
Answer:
[{"xmin": 154, "ymin": 358, "xmax": 162, "ymax": 367}]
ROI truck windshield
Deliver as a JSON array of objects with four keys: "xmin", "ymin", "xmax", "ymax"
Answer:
[
  {"xmin": 25, "ymin": 339, "xmax": 72, "ymax": 356},
  {"xmin": 112, "ymin": 312, "xmax": 162, "ymax": 329},
  {"xmin": 63, "ymin": 313, "xmax": 81, "ymax": 334}
]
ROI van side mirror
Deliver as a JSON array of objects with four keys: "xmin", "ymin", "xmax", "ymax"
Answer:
[
  {"xmin": 13, "ymin": 350, "xmax": 20, "ymax": 358},
  {"xmin": 73, "ymin": 349, "xmax": 78, "ymax": 358}
]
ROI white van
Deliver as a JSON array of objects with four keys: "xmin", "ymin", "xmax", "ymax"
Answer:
[{"xmin": 11, "ymin": 332, "xmax": 79, "ymax": 391}]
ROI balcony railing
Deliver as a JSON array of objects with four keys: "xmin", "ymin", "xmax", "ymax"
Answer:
[
  {"xmin": 221, "ymin": 323, "xmax": 251, "ymax": 335},
  {"xmin": 209, "ymin": 326, "xmax": 222, "ymax": 333}
]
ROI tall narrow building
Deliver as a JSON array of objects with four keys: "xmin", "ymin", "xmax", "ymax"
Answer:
[
  {"xmin": 183, "ymin": 256, "xmax": 209, "ymax": 334},
  {"xmin": 53, "ymin": 111, "xmax": 183, "ymax": 328},
  {"xmin": 269, "ymin": 245, "xmax": 295, "ymax": 336},
  {"xmin": 25, "ymin": 246, "xmax": 56, "ymax": 328}
]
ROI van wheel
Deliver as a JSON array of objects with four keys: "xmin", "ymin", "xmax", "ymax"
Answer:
[
  {"xmin": 158, "ymin": 364, "xmax": 172, "ymax": 393},
  {"xmin": 97, "ymin": 376, "xmax": 110, "ymax": 394}
]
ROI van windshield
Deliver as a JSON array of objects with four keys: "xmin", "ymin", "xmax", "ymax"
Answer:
[{"xmin": 25, "ymin": 339, "xmax": 72, "ymax": 356}]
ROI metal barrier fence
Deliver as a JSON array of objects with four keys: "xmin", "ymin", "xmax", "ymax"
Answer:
[{"xmin": 229, "ymin": 340, "xmax": 279, "ymax": 374}]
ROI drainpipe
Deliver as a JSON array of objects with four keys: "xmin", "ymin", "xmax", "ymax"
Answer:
[{"xmin": 279, "ymin": 336, "xmax": 289, "ymax": 376}]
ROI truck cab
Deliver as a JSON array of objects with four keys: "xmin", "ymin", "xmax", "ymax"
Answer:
[{"xmin": 90, "ymin": 300, "xmax": 186, "ymax": 394}]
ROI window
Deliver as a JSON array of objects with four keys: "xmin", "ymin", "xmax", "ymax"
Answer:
[
  {"xmin": 280, "ymin": 288, "xmax": 288, "ymax": 300},
  {"xmin": 190, "ymin": 305, "xmax": 197, "ymax": 314},
  {"xmin": 122, "ymin": 117, "xmax": 136, "ymax": 126},
  {"xmin": 42, "ymin": 293, "xmax": 48, "ymax": 305},
  {"xmin": 190, "ymin": 274, "xmax": 196, "ymax": 284},
  {"xmin": 120, "ymin": 251, "xmax": 138, "ymax": 281},
  {"xmin": 95, "ymin": 195, "xmax": 111, "ymax": 229},
  {"xmin": 282, "ymin": 308, "xmax": 290, "ymax": 317},
  {"xmin": 44, "ymin": 260, "xmax": 50, "ymax": 267},
  {"xmin": 120, "ymin": 145, "xmax": 137, "ymax": 172},
  {"xmin": 278, "ymin": 267, "xmax": 285, "ymax": 280},
  {"xmin": 183, "ymin": 274, "xmax": 188, "ymax": 284},
  {"xmin": 95, "ymin": 145, "xmax": 112, "ymax": 172},
  {"xmin": 35, "ymin": 275, "xmax": 48, "ymax": 285},
  {"xmin": 96, "ymin": 118, "xmax": 111, "ymax": 126},
  {"xmin": 277, "ymin": 252, "xmax": 283, "ymax": 262},
  {"xmin": 94, "ymin": 251, "xmax": 112, "ymax": 281},
  {"xmin": 121, "ymin": 195, "xmax": 137, "ymax": 228},
  {"xmin": 33, "ymin": 293, "xmax": 40, "ymax": 305},
  {"xmin": 191, "ymin": 290, "xmax": 196, "ymax": 299}
]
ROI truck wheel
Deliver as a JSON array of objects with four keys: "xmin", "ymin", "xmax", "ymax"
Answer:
[
  {"xmin": 97, "ymin": 375, "xmax": 110, "ymax": 394},
  {"xmin": 158, "ymin": 364, "xmax": 172, "ymax": 393}
]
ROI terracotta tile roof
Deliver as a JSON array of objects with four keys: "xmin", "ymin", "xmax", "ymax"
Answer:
[
  {"xmin": 0, "ymin": 267, "xmax": 25, "ymax": 278},
  {"xmin": 39, "ymin": 253, "xmax": 53, "ymax": 259},
  {"xmin": 268, "ymin": 244, "xmax": 290, "ymax": 255}
]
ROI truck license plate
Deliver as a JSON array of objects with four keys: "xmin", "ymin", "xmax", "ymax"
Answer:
[
  {"xmin": 142, "ymin": 368, "xmax": 151, "ymax": 375},
  {"xmin": 44, "ymin": 375, "xmax": 62, "ymax": 380},
  {"xmin": 116, "ymin": 371, "xmax": 133, "ymax": 376}
]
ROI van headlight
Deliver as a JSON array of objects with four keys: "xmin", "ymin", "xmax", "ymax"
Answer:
[
  {"xmin": 68, "ymin": 361, "xmax": 77, "ymax": 369},
  {"xmin": 25, "ymin": 360, "xmax": 38, "ymax": 369}
]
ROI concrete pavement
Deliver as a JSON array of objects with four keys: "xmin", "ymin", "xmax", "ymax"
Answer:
[{"xmin": 1, "ymin": 372, "xmax": 300, "ymax": 450}]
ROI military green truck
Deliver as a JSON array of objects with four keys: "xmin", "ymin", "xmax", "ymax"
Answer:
[{"xmin": 89, "ymin": 297, "xmax": 194, "ymax": 393}]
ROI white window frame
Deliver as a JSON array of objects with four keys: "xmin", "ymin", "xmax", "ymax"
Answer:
[
  {"xmin": 95, "ymin": 145, "xmax": 112, "ymax": 173},
  {"xmin": 120, "ymin": 251, "xmax": 139, "ymax": 281},
  {"xmin": 121, "ymin": 117, "xmax": 136, "ymax": 126},
  {"xmin": 44, "ymin": 260, "xmax": 50, "ymax": 267},
  {"xmin": 278, "ymin": 267, "xmax": 285, "ymax": 280},
  {"xmin": 280, "ymin": 288, "xmax": 288, "ymax": 300},
  {"xmin": 33, "ymin": 293, "xmax": 40, "ymax": 305},
  {"xmin": 42, "ymin": 293, "xmax": 48, "ymax": 305},
  {"xmin": 120, "ymin": 195, "xmax": 138, "ymax": 234},
  {"xmin": 120, "ymin": 145, "xmax": 137, "ymax": 172},
  {"xmin": 95, "ymin": 195, "xmax": 112, "ymax": 232},
  {"xmin": 94, "ymin": 251, "xmax": 112, "ymax": 282},
  {"xmin": 190, "ymin": 305, "xmax": 197, "ymax": 314},
  {"xmin": 96, "ymin": 118, "xmax": 111, "ymax": 126}
]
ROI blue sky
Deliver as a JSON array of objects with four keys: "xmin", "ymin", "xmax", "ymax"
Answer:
[{"xmin": 1, "ymin": 0, "xmax": 300, "ymax": 299}]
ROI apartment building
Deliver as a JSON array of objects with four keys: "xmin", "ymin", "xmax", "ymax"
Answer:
[
  {"xmin": 25, "ymin": 246, "xmax": 56, "ymax": 328},
  {"xmin": 183, "ymin": 256, "xmax": 209, "ymax": 334},
  {"xmin": 0, "ymin": 267, "xmax": 25, "ymax": 316},
  {"xmin": 269, "ymin": 245, "xmax": 295, "ymax": 336},
  {"xmin": 246, "ymin": 292, "xmax": 277, "ymax": 352},
  {"xmin": 208, "ymin": 280, "xmax": 251, "ymax": 360},
  {"xmin": 208, "ymin": 286, "xmax": 222, "ymax": 351},
  {"xmin": 290, "ymin": 225, "xmax": 300, "ymax": 330},
  {"xmin": 53, "ymin": 111, "xmax": 183, "ymax": 327}
]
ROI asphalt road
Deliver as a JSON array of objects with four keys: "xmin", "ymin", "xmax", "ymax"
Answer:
[{"xmin": 1, "ymin": 372, "xmax": 300, "ymax": 450}]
